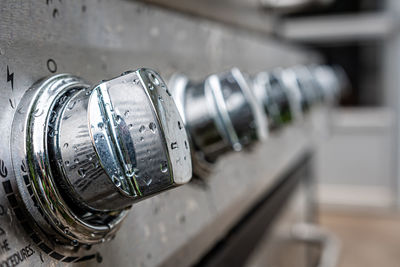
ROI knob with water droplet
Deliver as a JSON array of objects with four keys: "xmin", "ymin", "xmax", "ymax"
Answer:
[
  {"xmin": 11, "ymin": 69, "xmax": 192, "ymax": 245},
  {"xmin": 55, "ymin": 69, "xmax": 192, "ymax": 211}
]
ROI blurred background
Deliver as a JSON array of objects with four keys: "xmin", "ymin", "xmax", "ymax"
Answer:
[
  {"xmin": 271, "ymin": 1, "xmax": 400, "ymax": 266},
  {"xmin": 140, "ymin": 0, "xmax": 400, "ymax": 266}
]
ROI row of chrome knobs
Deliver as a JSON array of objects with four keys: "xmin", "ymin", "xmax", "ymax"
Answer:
[
  {"xmin": 169, "ymin": 64, "xmax": 346, "ymax": 177},
  {"xmin": 10, "ymin": 65, "xmax": 345, "ymax": 250}
]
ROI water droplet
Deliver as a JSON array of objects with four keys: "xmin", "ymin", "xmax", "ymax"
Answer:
[
  {"xmin": 233, "ymin": 143, "xmax": 242, "ymax": 151},
  {"xmin": 71, "ymin": 240, "xmax": 79, "ymax": 246},
  {"xmin": 98, "ymin": 122, "xmax": 104, "ymax": 129},
  {"xmin": 100, "ymin": 134, "xmax": 105, "ymax": 140},
  {"xmin": 133, "ymin": 79, "xmax": 139, "ymax": 84},
  {"xmin": 65, "ymin": 160, "xmax": 70, "ymax": 166},
  {"xmin": 148, "ymin": 72, "xmax": 160, "ymax": 85},
  {"xmin": 115, "ymin": 115, "xmax": 122, "ymax": 124},
  {"xmin": 140, "ymin": 137, "xmax": 144, "ymax": 142},
  {"xmin": 113, "ymin": 176, "xmax": 121, "ymax": 187},
  {"xmin": 139, "ymin": 125, "xmax": 145, "ymax": 133},
  {"xmin": 160, "ymin": 161, "xmax": 168, "ymax": 173},
  {"xmin": 33, "ymin": 109, "xmax": 43, "ymax": 117},
  {"xmin": 126, "ymin": 167, "xmax": 134, "ymax": 177},
  {"xmin": 148, "ymin": 83, "xmax": 154, "ymax": 90},
  {"xmin": 146, "ymin": 178, "xmax": 153, "ymax": 186},
  {"xmin": 124, "ymin": 110, "xmax": 129, "ymax": 118},
  {"xmin": 63, "ymin": 114, "xmax": 72, "ymax": 120},
  {"xmin": 78, "ymin": 168, "xmax": 86, "ymax": 177},
  {"xmin": 74, "ymin": 158, "xmax": 79, "ymax": 164},
  {"xmin": 64, "ymin": 228, "xmax": 70, "ymax": 234},
  {"xmin": 149, "ymin": 122, "xmax": 156, "ymax": 133},
  {"xmin": 128, "ymin": 124, "xmax": 133, "ymax": 129},
  {"xmin": 17, "ymin": 106, "xmax": 24, "ymax": 114},
  {"xmin": 63, "ymin": 143, "xmax": 68, "ymax": 148},
  {"xmin": 86, "ymin": 154, "xmax": 93, "ymax": 161},
  {"xmin": 48, "ymin": 130, "xmax": 54, "ymax": 137},
  {"xmin": 158, "ymin": 95, "xmax": 163, "ymax": 101},
  {"xmin": 184, "ymin": 141, "xmax": 188, "ymax": 149},
  {"xmin": 133, "ymin": 168, "xmax": 140, "ymax": 177},
  {"xmin": 67, "ymin": 101, "xmax": 76, "ymax": 110},
  {"xmin": 178, "ymin": 121, "xmax": 183, "ymax": 130},
  {"xmin": 147, "ymin": 149, "xmax": 151, "ymax": 154},
  {"xmin": 73, "ymin": 145, "xmax": 78, "ymax": 151}
]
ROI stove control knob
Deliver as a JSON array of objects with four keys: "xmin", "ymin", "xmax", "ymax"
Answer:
[
  {"xmin": 11, "ymin": 69, "xmax": 192, "ymax": 245},
  {"xmin": 169, "ymin": 68, "xmax": 267, "ymax": 177}
]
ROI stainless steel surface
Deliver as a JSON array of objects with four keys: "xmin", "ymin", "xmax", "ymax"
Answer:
[
  {"xmin": 279, "ymin": 13, "xmax": 395, "ymax": 43},
  {"xmin": 260, "ymin": 0, "xmax": 334, "ymax": 13},
  {"xmin": 140, "ymin": 0, "xmax": 278, "ymax": 35},
  {"xmin": 0, "ymin": 0, "xmax": 320, "ymax": 265}
]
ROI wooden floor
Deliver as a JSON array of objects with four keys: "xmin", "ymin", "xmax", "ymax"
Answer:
[{"xmin": 319, "ymin": 209, "xmax": 400, "ymax": 267}]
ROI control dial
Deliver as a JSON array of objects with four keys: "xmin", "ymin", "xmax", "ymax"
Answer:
[
  {"xmin": 170, "ymin": 68, "xmax": 267, "ymax": 178},
  {"xmin": 11, "ymin": 69, "xmax": 192, "ymax": 246}
]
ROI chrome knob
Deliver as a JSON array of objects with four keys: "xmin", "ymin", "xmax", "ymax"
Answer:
[
  {"xmin": 310, "ymin": 65, "xmax": 342, "ymax": 103},
  {"xmin": 11, "ymin": 69, "xmax": 192, "ymax": 245},
  {"xmin": 275, "ymin": 68, "xmax": 304, "ymax": 121},
  {"xmin": 252, "ymin": 71, "xmax": 294, "ymax": 129},
  {"xmin": 170, "ymin": 68, "xmax": 267, "ymax": 177},
  {"xmin": 291, "ymin": 65, "xmax": 322, "ymax": 110}
]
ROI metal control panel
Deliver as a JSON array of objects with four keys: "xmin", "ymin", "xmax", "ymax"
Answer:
[{"xmin": 0, "ymin": 0, "xmax": 321, "ymax": 266}]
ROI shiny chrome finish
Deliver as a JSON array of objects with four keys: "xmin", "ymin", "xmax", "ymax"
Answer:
[
  {"xmin": 291, "ymin": 65, "xmax": 323, "ymax": 110},
  {"xmin": 170, "ymin": 68, "xmax": 267, "ymax": 177},
  {"xmin": 277, "ymin": 68, "xmax": 305, "ymax": 121},
  {"xmin": 11, "ymin": 69, "xmax": 192, "ymax": 247},
  {"xmin": 252, "ymin": 71, "xmax": 294, "ymax": 129},
  {"xmin": 311, "ymin": 65, "xmax": 342, "ymax": 103},
  {"xmin": 253, "ymin": 68, "xmax": 304, "ymax": 126}
]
